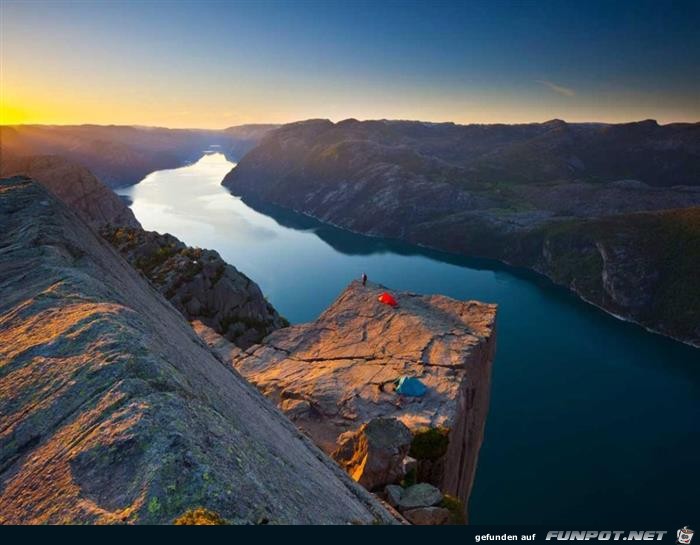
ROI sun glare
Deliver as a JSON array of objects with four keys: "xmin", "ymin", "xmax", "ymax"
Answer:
[{"xmin": 0, "ymin": 102, "xmax": 30, "ymax": 125}]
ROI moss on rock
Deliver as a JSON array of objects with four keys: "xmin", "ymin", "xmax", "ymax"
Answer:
[
  {"xmin": 409, "ymin": 427, "xmax": 450, "ymax": 461},
  {"xmin": 440, "ymin": 494, "xmax": 466, "ymax": 525},
  {"xmin": 173, "ymin": 507, "xmax": 228, "ymax": 525}
]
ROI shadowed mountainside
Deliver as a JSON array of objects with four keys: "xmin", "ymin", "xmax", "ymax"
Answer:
[
  {"xmin": 101, "ymin": 226, "xmax": 288, "ymax": 348},
  {"xmin": 223, "ymin": 118, "xmax": 700, "ymax": 345},
  {"xmin": 0, "ymin": 152, "xmax": 287, "ymax": 350},
  {"xmin": 0, "ymin": 175, "xmax": 394, "ymax": 524},
  {"xmin": 0, "ymin": 124, "xmax": 278, "ymax": 188},
  {"xmin": 0, "ymin": 153, "xmax": 141, "ymax": 228}
]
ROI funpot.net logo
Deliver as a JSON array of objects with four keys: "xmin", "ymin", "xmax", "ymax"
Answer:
[
  {"xmin": 677, "ymin": 528, "xmax": 694, "ymax": 545},
  {"xmin": 545, "ymin": 531, "xmax": 668, "ymax": 541}
]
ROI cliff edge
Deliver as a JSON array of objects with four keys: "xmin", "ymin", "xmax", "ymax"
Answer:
[
  {"xmin": 0, "ymin": 176, "xmax": 393, "ymax": 524},
  {"xmin": 207, "ymin": 281, "xmax": 497, "ymax": 516}
]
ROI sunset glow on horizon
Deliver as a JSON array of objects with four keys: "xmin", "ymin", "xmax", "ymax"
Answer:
[{"xmin": 1, "ymin": 0, "xmax": 699, "ymax": 129}]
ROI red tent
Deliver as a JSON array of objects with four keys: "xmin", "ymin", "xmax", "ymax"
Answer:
[{"xmin": 378, "ymin": 292, "xmax": 398, "ymax": 307}]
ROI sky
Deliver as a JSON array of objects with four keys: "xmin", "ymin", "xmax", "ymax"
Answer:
[{"xmin": 1, "ymin": 0, "xmax": 699, "ymax": 128}]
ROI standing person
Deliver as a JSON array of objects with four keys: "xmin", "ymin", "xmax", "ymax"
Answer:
[{"xmin": 361, "ymin": 272, "xmax": 368, "ymax": 287}]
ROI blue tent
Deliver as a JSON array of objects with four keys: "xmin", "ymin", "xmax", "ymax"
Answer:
[{"xmin": 395, "ymin": 376, "xmax": 427, "ymax": 397}]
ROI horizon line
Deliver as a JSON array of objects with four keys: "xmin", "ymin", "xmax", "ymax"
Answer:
[{"xmin": 2, "ymin": 116, "xmax": 700, "ymax": 132}]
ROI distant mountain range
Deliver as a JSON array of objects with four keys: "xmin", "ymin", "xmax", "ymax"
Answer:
[
  {"xmin": 223, "ymin": 118, "xmax": 700, "ymax": 345},
  {"xmin": 0, "ymin": 124, "xmax": 278, "ymax": 188}
]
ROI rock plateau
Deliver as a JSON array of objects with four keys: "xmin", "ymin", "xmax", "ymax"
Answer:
[{"xmin": 204, "ymin": 280, "xmax": 497, "ymax": 518}]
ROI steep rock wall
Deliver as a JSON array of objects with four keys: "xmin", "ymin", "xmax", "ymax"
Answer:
[{"xmin": 0, "ymin": 176, "xmax": 393, "ymax": 525}]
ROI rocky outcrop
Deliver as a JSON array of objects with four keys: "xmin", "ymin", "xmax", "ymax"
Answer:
[
  {"xmin": 0, "ymin": 157, "xmax": 288, "ymax": 349},
  {"xmin": 0, "ymin": 154, "xmax": 140, "ymax": 228},
  {"xmin": 0, "ymin": 176, "xmax": 394, "ymax": 524},
  {"xmin": 402, "ymin": 506, "xmax": 450, "ymax": 525},
  {"xmin": 332, "ymin": 417, "xmax": 412, "ymax": 491},
  {"xmin": 101, "ymin": 227, "xmax": 287, "ymax": 348},
  {"xmin": 384, "ymin": 483, "xmax": 451, "ymax": 525},
  {"xmin": 223, "ymin": 118, "xmax": 700, "ymax": 345},
  {"xmin": 396, "ymin": 483, "xmax": 443, "ymax": 510},
  {"xmin": 207, "ymin": 280, "xmax": 497, "ymax": 518}
]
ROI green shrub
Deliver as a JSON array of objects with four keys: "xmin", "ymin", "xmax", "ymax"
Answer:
[
  {"xmin": 409, "ymin": 427, "xmax": 450, "ymax": 461},
  {"xmin": 147, "ymin": 496, "xmax": 161, "ymax": 515},
  {"xmin": 440, "ymin": 494, "xmax": 466, "ymax": 525},
  {"xmin": 173, "ymin": 507, "xmax": 227, "ymax": 525}
]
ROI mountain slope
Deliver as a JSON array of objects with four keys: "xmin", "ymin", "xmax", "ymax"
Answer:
[
  {"xmin": 101, "ymin": 226, "xmax": 288, "ymax": 348},
  {"xmin": 0, "ymin": 175, "xmax": 393, "ymax": 524},
  {"xmin": 223, "ymin": 119, "xmax": 700, "ymax": 346},
  {"xmin": 0, "ymin": 124, "xmax": 277, "ymax": 188},
  {"xmin": 0, "ymin": 153, "xmax": 140, "ymax": 228}
]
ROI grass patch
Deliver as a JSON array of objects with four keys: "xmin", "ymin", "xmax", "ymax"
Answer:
[
  {"xmin": 147, "ymin": 496, "xmax": 161, "ymax": 515},
  {"xmin": 173, "ymin": 507, "xmax": 227, "ymax": 525}
]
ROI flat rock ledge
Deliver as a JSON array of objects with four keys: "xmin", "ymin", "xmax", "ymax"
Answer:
[{"xmin": 205, "ymin": 280, "xmax": 497, "ymax": 518}]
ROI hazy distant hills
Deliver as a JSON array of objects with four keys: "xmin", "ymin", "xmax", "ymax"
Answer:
[
  {"xmin": 0, "ymin": 124, "xmax": 278, "ymax": 188},
  {"xmin": 224, "ymin": 118, "xmax": 700, "ymax": 345}
]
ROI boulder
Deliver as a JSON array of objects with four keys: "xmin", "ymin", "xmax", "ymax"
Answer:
[
  {"xmin": 397, "ymin": 483, "xmax": 443, "ymax": 511},
  {"xmin": 402, "ymin": 506, "xmax": 450, "ymax": 525},
  {"xmin": 385, "ymin": 485, "xmax": 404, "ymax": 508},
  {"xmin": 332, "ymin": 418, "xmax": 412, "ymax": 491}
]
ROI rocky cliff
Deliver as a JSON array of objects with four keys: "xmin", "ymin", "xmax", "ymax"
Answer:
[
  {"xmin": 101, "ymin": 226, "xmax": 287, "ymax": 348},
  {"xmin": 0, "ymin": 153, "xmax": 285, "ymax": 348},
  {"xmin": 0, "ymin": 154, "xmax": 140, "ymax": 228},
  {"xmin": 201, "ymin": 281, "xmax": 497, "ymax": 517},
  {"xmin": 0, "ymin": 176, "xmax": 394, "ymax": 524},
  {"xmin": 223, "ymin": 118, "xmax": 700, "ymax": 346}
]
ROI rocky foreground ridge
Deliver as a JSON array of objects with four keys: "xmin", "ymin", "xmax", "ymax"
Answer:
[
  {"xmin": 223, "ymin": 118, "xmax": 700, "ymax": 345},
  {"xmin": 200, "ymin": 280, "xmax": 497, "ymax": 520},
  {"xmin": 0, "ymin": 176, "xmax": 394, "ymax": 524},
  {"xmin": 1, "ymin": 151, "xmax": 287, "ymax": 350}
]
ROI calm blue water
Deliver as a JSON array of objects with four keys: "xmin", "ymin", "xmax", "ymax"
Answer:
[{"xmin": 118, "ymin": 153, "xmax": 699, "ymax": 525}]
